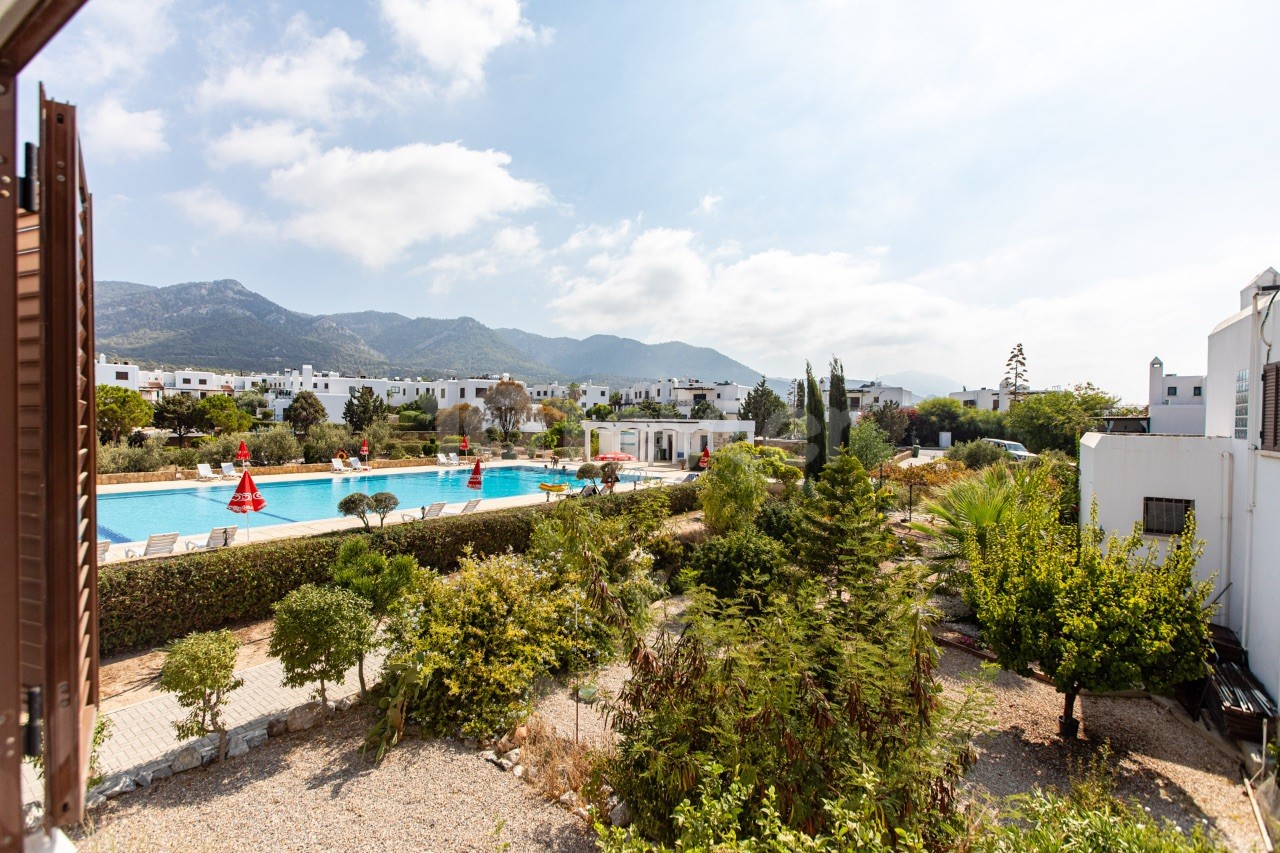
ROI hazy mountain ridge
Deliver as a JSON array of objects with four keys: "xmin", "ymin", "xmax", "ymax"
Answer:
[{"xmin": 94, "ymin": 279, "xmax": 763, "ymax": 385}]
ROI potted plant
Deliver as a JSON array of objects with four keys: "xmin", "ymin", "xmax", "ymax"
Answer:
[{"xmin": 501, "ymin": 442, "xmax": 518, "ymax": 460}]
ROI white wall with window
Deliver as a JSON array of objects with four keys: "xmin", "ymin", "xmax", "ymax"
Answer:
[
  {"xmin": 1147, "ymin": 356, "xmax": 1206, "ymax": 435},
  {"xmin": 1080, "ymin": 268, "xmax": 1280, "ymax": 697}
]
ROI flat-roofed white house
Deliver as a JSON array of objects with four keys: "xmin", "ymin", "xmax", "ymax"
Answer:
[
  {"xmin": 584, "ymin": 419, "xmax": 755, "ymax": 465},
  {"xmin": 1080, "ymin": 268, "xmax": 1280, "ymax": 698},
  {"xmin": 1148, "ymin": 356, "xmax": 1206, "ymax": 435}
]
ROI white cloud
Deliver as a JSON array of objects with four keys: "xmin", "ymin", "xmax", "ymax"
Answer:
[
  {"xmin": 694, "ymin": 193, "xmax": 722, "ymax": 215},
  {"xmin": 26, "ymin": 0, "xmax": 176, "ymax": 86},
  {"xmin": 205, "ymin": 121, "xmax": 322, "ymax": 169},
  {"xmin": 421, "ymin": 225, "xmax": 542, "ymax": 293},
  {"xmin": 556, "ymin": 219, "xmax": 635, "ymax": 253},
  {"xmin": 81, "ymin": 97, "xmax": 168, "ymax": 161},
  {"xmin": 265, "ymin": 142, "xmax": 548, "ymax": 267},
  {"xmin": 380, "ymin": 0, "xmax": 545, "ymax": 96},
  {"xmin": 168, "ymin": 185, "xmax": 273, "ymax": 237},
  {"xmin": 198, "ymin": 15, "xmax": 373, "ymax": 122},
  {"xmin": 547, "ymin": 224, "xmax": 1264, "ymax": 400}
]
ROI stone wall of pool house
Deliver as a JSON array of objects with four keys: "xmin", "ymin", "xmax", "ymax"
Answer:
[{"xmin": 97, "ymin": 456, "xmax": 441, "ymax": 486}]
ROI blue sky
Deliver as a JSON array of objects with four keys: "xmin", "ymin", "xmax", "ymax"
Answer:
[{"xmin": 21, "ymin": 0, "xmax": 1280, "ymax": 400}]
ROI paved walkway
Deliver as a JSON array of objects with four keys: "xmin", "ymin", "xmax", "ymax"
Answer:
[{"xmin": 21, "ymin": 651, "xmax": 380, "ymax": 807}]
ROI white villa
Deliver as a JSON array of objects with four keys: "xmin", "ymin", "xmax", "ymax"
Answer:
[
  {"xmin": 948, "ymin": 380, "xmax": 1046, "ymax": 413},
  {"xmin": 1080, "ymin": 268, "xmax": 1280, "ymax": 698},
  {"xmin": 1147, "ymin": 356, "xmax": 1206, "ymax": 435},
  {"xmin": 584, "ymin": 418, "xmax": 755, "ymax": 466},
  {"xmin": 621, "ymin": 378, "xmax": 752, "ymax": 416}
]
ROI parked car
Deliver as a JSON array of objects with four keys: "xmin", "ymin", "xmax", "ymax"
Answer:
[{"xmin": 981, "ymin": 438, "xmax": 1038, "ymax": 461}]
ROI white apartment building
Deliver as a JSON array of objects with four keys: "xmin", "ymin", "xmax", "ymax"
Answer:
[
  {"xmin": 1147, "ymin": 356, "xmax": 1206, "ymax": 435},
  {"xmin": 948, "ymin": 379, "xmax": 1047, "ymax": 413},
  {"xmin": 1080, "ymin": 268, "xmax": 1280, "ymax": 698},
  {"xmin": 816, "ymin": 378, "xmax": 921, "ymax": 415},
  {"xmin": 527, "ymin": 382, "xmax": 611, "ymax": 409},
  {"xmin": 622, "ymin": 378, "xmax": 752, "ymax": 416}
]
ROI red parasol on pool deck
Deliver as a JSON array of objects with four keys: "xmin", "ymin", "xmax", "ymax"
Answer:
[
  {"xmin": 698, "ymin": 447, "xmax": 711, "ymax": 469},
  {"xmin": 235, "ymin": 440, "xmax": 250, "ymax": 466},
  {"xmin": 360, "ymin": 438, "xmax": 370, "ymax": 457},
  {"xmin": 467, "ymin": 458, "xmax": 482, "ymax": 489},
  {"xmin": 459, "ymin": 435, "xmax": 470, "ymax": 453},
  {"xmin": 227, "ymin": 470, "xmax": 267, "ymax": 542}
]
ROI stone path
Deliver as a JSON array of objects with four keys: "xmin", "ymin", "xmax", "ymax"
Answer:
[{"xmin": 21, "ymin": 651, "xmax": 381, "ymax": 808}]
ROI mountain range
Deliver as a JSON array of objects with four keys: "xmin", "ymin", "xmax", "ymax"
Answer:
[{"xmin": 93, "ymin": 279, "xmax": 770, "ymax": 387}]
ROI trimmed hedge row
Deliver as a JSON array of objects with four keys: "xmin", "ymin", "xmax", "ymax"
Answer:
[{"xmin": 98, "ymin": 483, "xmax": 699, "ymax": 657}]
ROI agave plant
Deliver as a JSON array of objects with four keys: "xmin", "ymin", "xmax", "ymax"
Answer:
[{"xmin": 909, "ymin": 464, "xmax": 1016, "ymax": 570}]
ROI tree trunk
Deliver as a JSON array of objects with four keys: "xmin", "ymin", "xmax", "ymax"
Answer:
[
  {"xmin": 1059, "ymin": 689, "xmax": 1081, "ymax": 739},
  {"xmin": 357, "ymin": 653, "xmax": 367, "ymax": 698}
]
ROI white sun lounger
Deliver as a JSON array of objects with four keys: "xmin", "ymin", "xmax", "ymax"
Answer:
[
  {"xmin": 331, "ymin": 458, "xmax": 350, "ymax": 474},
  {"xmin": 196, "ymin": 463, "xmax": 219, "ymax": 481},
  {"xmin": 448, "ymin": 453, "xmax": 460, "ymax": 465},
  {"xmin": 436, "ymin": 453, "xmax": 451, "ymax": 466},
  {"xmin": 186, "ymin": 526, "xmax": 238, "ymax": 551},
  {"xmin": 459, "ymin": 498, "xmax": 481, "ymax": 514},
  {"xmin": 401, "ymin": 501, "xmax": 447, "ymax": 522},
  {"xmin": 97, "ymin": 540, "xmax": 110, "ymax": 562},
  {"xmin": 346, "ymin": 457, "xmax": 370, "ymax": 472},
  {"xmin": 220, "ymin": 462, "xmax": 239, "ymax": 479},
  {"xmin": 125, "ymin": 532, "xmax": 180, "ymax": 559}
]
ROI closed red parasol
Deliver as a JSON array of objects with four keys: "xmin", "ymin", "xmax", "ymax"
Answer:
[
  {"xmin": 227, "ymin": 470, "xmax": 267, "ymax": 542},
  {"xmin": 699, "ymin": 447, "xmax": 711, "ymax": 468},
  {"xmin": 360, "ymin": 438, "xmax": 370, "ymax": 457},
  {"xmin": 460, "ymin": 435, "xmax": 470, "ymax": 453},
  {"xmin": 235, "ymin": 440, "xmax": 250, "ymax": 463},
  {"xmin": 467, "ymin": 458, "xmax": 482, "ymax": 489}
]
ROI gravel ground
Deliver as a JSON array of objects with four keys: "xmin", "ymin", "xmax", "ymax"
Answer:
[
  {"xmin": 938, "ymin": 650, "xmax": 1261, "ymax": 852},
  {"xmin": 72, "ymin": 707, "xmax": 595, "ymax": 853}
]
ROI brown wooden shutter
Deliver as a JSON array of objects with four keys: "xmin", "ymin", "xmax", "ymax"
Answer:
[
  {"xmin": 1263, "ymin": 362, "xmax": 1280, "ymax": 453},
  {"xmin": 35, "ymin": 90, "xmax": 98, "ymax": 830}
]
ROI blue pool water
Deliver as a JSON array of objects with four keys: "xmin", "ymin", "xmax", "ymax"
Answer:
[{"xmin": 96, "ymin": 465, "xmax": 614, "ymax": 543}]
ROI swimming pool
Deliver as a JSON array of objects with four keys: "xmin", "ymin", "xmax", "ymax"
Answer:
[{"xmin": 96, "ymin": 465, "xmax": 616, "ymax": 543}]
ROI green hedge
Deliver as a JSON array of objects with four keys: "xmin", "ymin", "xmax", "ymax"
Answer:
[{"xmin": 98, "ymin": 483, "xmax": 698, "ymax": 657}]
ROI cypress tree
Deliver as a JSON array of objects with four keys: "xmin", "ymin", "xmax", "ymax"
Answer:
[
  {"xmin": 827, "ymin": 356, "xmax": 850, "ymax": 456},
  {"xmin": 803, "ymin": 362, "xmax": 827, "ymax": 481}
]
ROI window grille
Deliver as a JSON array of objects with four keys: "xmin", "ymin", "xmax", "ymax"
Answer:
[{"xmin": 1143, "ymin": 497, "xmax": 1193, "ymax": 536}]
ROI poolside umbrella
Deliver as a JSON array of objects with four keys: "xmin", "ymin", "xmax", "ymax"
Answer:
[
  {"xmin": 698, "ymin": 447, "xmax": 711, "ymax": 469},
  {"xmin": 459, "ymin": 435, "xmax": 470, "ymax": 456},
  {"xmin": 235, "ymin": 440, "xmax": 250, "ymax": 468},
  {"xmin": 360, "ymin": 438, "xmax": 370, "ymax": 460},
  {"xmin": 467, "ymin": 458, "xmax": 482, "ymax": 490},
  {"xmin": 227, "ymin": 470, "xmax": 267, "ymax": 543}
]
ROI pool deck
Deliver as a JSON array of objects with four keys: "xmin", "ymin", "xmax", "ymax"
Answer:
[{"xmin": 98, "ymin": 459, "xmax": 692, "ymax": 561}]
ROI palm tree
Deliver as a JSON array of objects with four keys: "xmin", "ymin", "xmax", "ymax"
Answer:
[{"xmin": 909, "ymin": 464, "xmax": 1016, "ymax": 572}]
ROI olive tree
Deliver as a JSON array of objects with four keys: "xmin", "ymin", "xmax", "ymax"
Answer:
[
  {"xmin": 369, "ymin": 492, "xmax": 399, "ymax": 527},
  {"xmin": 269, "ymin": 584, "xmax": 374, "ymax": 705},
  {"xmin": 966, "ymin": 472, "xmax": 1214, "ymax": 737},
  {"xmin": 485, "ymin": 380, "xmax": 532, "ymax": 439},
  {"xmin": 338, "ymin": 492, "xmax": 374, "ymax": 531},
  {"xmin": 332, "ymin": 537, "xmax": 418, "ymax": 695},
  {"xmin": 158, "ymin": 630, "xmax": 243, "ymax": 761}
]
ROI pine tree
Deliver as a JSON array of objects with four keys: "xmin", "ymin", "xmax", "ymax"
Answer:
[
  {"xmin": 803, "ymin": 362, "xmax": 827, "ymax": 481},
  {"xmin": 827, "ymin": 356, "xmax": 850, "ymax": 456},
  {"xmin": 799, "ymin": 452, "xmax": 897, "ymax": 608},
  {"xmin": 741, "ymin": 377, "xmax": 787, "ymax": 438}
]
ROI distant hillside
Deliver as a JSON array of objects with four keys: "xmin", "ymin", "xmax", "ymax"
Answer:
[
  {"xmin": 94, "ymin": 279, "xmax": 765, "ymax": 385},
  {"xmin": 494, "ymin": 328, "xmax": 763, "ymax": 386}
]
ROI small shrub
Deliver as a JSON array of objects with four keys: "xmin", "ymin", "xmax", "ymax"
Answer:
[
  {"xmin": 754, "ymin": 498, "xmax": 804, "ymax": 546},
  {"xmin": 388, "ymin": 443, "xmax": 407, "ymax": 460},
  {"xmin": 423, "ymin": 440, "xmax": 437, "ymax": 457},
  {"xmin": 374, "ymin": 552, "xmax": 564, "ymax": 744},
  {"xmin": 158, "ymin": 629, "xmax": 243, "ymax": 761},
  {"xmin": 332, "ymin": 537, "xmax": 418, "ymax": 695},
  {"xmin": 698, "ymin": 444, "xmax": 767, "ymax": 535},
  {"xmin": 270, "ymin": 584, "xmax": 374, "ymax": 705},
  {"xmin": 687, "ymin": 528, "xmax": 786, "ymax": 606},
  {"xmin": 946, "ymin": 439, "xmax": 1006, "ymax": 469}
]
